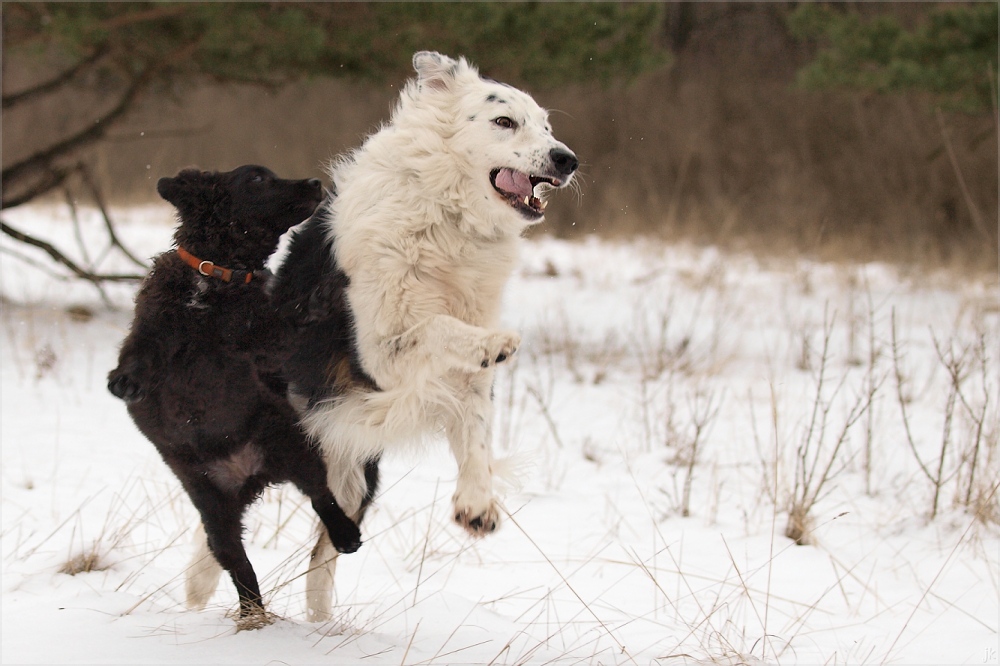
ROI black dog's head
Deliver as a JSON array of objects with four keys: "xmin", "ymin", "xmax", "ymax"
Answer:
[{"xmin": 158, "ymin": 165, "xmax": 324, "ymax": 268}]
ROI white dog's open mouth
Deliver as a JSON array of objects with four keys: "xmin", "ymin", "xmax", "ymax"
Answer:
[{"xmin": 490, "ymin": 168, "xmax": 560, "ymax": 220}]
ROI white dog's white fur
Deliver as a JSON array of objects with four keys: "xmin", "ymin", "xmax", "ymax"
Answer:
[{"xmin": 186, "ymin": 51, "xmax": 577, "ymax": 622}]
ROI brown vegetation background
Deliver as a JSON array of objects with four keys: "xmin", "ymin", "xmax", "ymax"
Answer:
[{"xmin": 4, "ymin": 5, "xmax": 997, "ymax": 271}]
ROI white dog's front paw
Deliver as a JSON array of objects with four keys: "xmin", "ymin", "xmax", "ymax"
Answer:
[
  {"xmin": 452, "ymin": 493, "xmax": 500, "ymax": 537},
  {"xmin": 477, "ymin": 330, "xmax": 520, "ymax": 370}
]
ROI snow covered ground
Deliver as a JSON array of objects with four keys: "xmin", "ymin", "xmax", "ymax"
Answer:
[{"xmin": 2, "ymin": 204, "xmax": 997, "ymax": 664}]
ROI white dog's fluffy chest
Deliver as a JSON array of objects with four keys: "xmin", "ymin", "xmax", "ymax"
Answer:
[{"xmin": 333, "ymin": 195, "xmax": 518, "ymax": 388}]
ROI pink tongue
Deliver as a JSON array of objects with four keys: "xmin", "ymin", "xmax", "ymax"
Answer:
[{"xmin": 495, "ymin": 169, "xmax": 532, "ymax": 197}]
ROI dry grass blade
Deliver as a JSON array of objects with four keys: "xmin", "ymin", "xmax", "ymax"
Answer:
[
  {"xmin": 498, "ymin": 504, "xmax": 636, "ymax": 665},
  {"xmin": 880, "ymin": 480, "xmax": 1000, "ymax": 665},
  {"xmin": 400, "ymin": 621, "xmax": 420, "ymax": 666},
  {"xmin": 412, "ymin": 482, "xmax": 440, "ymax": 606}
]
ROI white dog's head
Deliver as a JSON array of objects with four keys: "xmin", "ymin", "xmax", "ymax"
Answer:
[{"xmin": 400, "ymin": 51, "xmax": 578, "ymax": 227}]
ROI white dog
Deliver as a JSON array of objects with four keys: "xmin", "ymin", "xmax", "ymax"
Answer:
[{"xmin": 185, "ymin": 51, "xmax": 578, "ymax": 622}]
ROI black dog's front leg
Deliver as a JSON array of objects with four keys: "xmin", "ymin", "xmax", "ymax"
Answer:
[
  {"xmin": 107, "ymin": 367, "xmax": 144, "ymax": 402},
  {"xmin": 108, "ymin": 324, "xmax": 168, "ymax": 403}
]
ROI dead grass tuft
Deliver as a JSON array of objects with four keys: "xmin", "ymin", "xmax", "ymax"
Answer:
[
  {"xmin": 233, "ymin": 608, "xmax": 280, "ymax": 632},
  {"xmin": 58, "ymin": 547, "xmax": 111, "ymax": 576}
]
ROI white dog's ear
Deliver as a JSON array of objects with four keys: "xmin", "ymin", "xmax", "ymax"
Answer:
[{"xmin": 412, "ymin": 51, "xmax": 460, "ymax": 91}]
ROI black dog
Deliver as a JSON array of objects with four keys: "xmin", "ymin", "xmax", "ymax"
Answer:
[{"xmin": 108, "ymin": 165, "xmax": 361, "ymax": 620}]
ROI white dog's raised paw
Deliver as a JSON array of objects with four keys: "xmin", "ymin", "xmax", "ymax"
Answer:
[
  {"xmin": 478, "ymin": 331, "xmax": 520, "ymax": 369},
  {"xmin": 453, "ymin": 500, "xmax": 500, "ymax": 537}
]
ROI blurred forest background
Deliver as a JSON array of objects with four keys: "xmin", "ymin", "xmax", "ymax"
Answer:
[{"xmin": 3, "ymin": 2, "xmax": 998, "ymax": 276}]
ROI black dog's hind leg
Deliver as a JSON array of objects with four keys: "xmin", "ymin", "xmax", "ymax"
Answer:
[
  {"xmin": 182, "ymin": 476, "xmax": 263, "ymax": 617},
  {"xmin": 253, "ymin": 406, "xmax": 362, "ymax": 554},
  {"xmin": 303, "ymin": 455, "xmax": 380, "ymax": 622},
  {"xmin": 308, "ymin": 487, "xmax": 363, "ymax": 554},
  {"xmin": 287, "ymin": 457, "xmax": 362, "ymax": 553}
]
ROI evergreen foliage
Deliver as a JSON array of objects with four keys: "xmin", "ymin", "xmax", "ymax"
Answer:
[
  {"xmin": 788, "ymin": 3, "xmax": 998, "ymax": 114},
  {"xmin": 3, "ymin": 2, "xmax": 668, "ymax": 90}
]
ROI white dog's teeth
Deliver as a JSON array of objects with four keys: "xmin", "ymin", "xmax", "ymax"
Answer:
[
  {"xmin": 540, "ymin": 200, "xmax": 548, "ymax": 210},
  {"xmin": 523, "ymin": 195, "xmax": 531, "ymax": 207}
]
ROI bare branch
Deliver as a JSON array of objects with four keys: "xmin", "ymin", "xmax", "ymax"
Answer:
[
  {"xmin": 962, "ymin": 335, "xmax": 991, "ymax": 506},
  {"xmin": 75, "ymin": 164, "xmax": 148, "ymax": 270},
  {"xmin": 784, "ymin": 309, "xmax": 871, "ymax": 544},
  {"xmin": 2, "ymin": 47, "xmax": 107, "ymax": 110},
  {"xmin": 804, "ymin": 392, "xmax": 869, "ymax": 510},
  {"xmin": 5, "ymin": 5, "xmax": 190, "ymax": 51},
  {"xmin": 1, "ymin": 64, "xmax": 156, "ymax": 191},
  {"xmin": 0, "ymin": 245, "xmax": 77, "ymax": 282},
  {"xmin": 63, "ymin": 181, "xmax": 92, "ymax": 267},
  {"xmin": 891, "ymin": 308, "xmax": 936, "ymax": 483},
  {"xmin": 0, "ymin": 166, "xmax": 72, "ymax": 210},
  {"xmin": 680, "ymin": 388, "xmax": 722, "ymax": 517},
  {"xmin": 526, "ymin": 382, "xmax": 565, "ymax": 450},
  {"xmin": 2, "ymin": 40, "xmax": 198, "ymax": 202},
  {"xmin": 94, "ymin": 4, "xmax": 188, "ymax": 32},
  {"xmin": 0, "ymin": 219, "xmax": 144, "ymax": 284}
]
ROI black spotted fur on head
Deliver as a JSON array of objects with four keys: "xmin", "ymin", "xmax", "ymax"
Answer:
[{"xmin": 158, "ymin": 165, "xmax": 324, "ymax": 270}]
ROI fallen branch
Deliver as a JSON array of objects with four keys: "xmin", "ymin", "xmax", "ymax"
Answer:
[{"xmin": 0, "ymin": 219, "xmax": 144, "ymax": 284}]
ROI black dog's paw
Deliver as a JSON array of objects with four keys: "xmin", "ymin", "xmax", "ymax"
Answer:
[
  {"xmin": 313, "ymin": 495, "xmax": 362, "ymax": 553},
  {"xmin": 329, "ymin": 519, "xmax": 363, "ymax": 554},
  {"xmin": 107, "ymin": 371, "xmax": 145, "ymax": 403}
]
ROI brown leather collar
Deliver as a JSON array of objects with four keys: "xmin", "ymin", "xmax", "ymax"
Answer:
[{"xmin": 176, "ymin": 246, "xmax": 264, "ymax": 285}]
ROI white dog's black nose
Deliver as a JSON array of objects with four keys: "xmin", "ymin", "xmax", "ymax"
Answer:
[{"xmin": 550, "ymin": 148, "xmax": 579, "ymax": 177}]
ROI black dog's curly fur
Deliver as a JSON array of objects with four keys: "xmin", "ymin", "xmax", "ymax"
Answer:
[{"xmin": 108, "ymin": 165, "xmax": 361, "ymax": 617}]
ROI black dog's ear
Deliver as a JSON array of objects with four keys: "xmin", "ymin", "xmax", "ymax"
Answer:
[
  {"xmin": 156, "ymin": 177, "xmax": 179, "ymax": 204},
  {"xmin": 156, "ymin": 168, "xmax": 209, "ymax": 206}
]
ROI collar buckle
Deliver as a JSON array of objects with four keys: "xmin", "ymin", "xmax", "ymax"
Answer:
[{"xmin": 197, "ymin": 260, "xmax": 218, "ymax": 277}]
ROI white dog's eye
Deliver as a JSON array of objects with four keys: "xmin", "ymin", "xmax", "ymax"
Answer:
[{"xmin": 493, "ymin": 116, "xmax": 517, "ymax": 130}]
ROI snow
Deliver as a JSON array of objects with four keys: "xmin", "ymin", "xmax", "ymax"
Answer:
[{"xmin": 2, "ymin": 204, "xmax": 998, "ymax": 664}]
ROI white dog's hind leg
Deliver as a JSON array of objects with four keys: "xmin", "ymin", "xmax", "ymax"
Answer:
[
  {"xmin": 185, "ymin": 522, "xmax": 223, "ymax": 610},
  {"xmin": 305, "ymin": 458, "xmax": 372, "ymax": 622},
  {"xmin": 445, "ymin": 385, "xmax": 500, "ymax": 536},
  {"xmin": 305, "ymin": 528, "xmax": 338, "ymax": 622}
]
